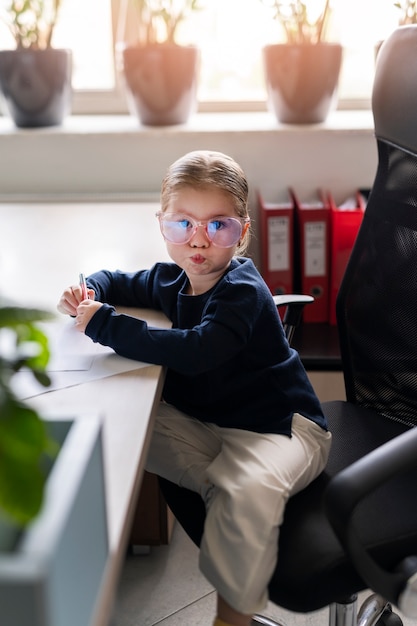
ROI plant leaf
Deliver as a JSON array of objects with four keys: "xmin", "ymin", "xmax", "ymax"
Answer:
[
  {"xmin": 0, "ymin": 304, "xmax": 54, "ymax": 329},
  {"xmin": 0, "ymin": 399, "xmax": 56, "ymax": 526}
]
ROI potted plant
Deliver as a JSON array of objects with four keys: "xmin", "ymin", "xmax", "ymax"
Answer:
[
  {"xmin": 260, "ymin": 0, "xmax": 343, "ymax": 124},
  {"xmin": 0, "ymin": 298, "xmax": 55, "ymax": 545},
  {"xmin": 395, "ymin": 0, "xmax": 417, "ymax": 24},
  {"xmin": 0, "ymin": 0, "xmax": 72, "ymax": 127},
  {"xmin": 119, "ymin": 0, "xmax": 204, "ymax": 126},
  {"xmin": 375, "ymin": 2, "xmax": 417, "ymax": 60},
  {"xmin": 0, "ymin": 298, "xmax": 108, "ymax": 626}
]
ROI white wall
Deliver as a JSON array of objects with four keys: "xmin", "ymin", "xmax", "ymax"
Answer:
[{"xmin": 0, "ymin": 110, "xmax": 378, "ymax": 265}]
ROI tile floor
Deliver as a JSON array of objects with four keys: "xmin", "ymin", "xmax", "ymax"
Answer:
[
  {"xmin": 111, "ymin": 521, "xmax": 415, "ymax": 626},
  {"xmin": 112, "ymin": 522, "xmax": 215, "ymax": 626}
]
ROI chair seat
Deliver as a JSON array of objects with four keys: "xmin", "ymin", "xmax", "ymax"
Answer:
[
  {"xmin": 159, "ymin": 401, "xmax": 417, "ymax": 613},
  {"xmin": 267, "ymin": 401, "xmax": 417, "ymax": 612}
]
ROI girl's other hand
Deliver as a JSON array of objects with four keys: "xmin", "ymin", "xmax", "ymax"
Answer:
[{"xmin": 74, "ymin": 299, "xmax": 103, "ymax": 333}]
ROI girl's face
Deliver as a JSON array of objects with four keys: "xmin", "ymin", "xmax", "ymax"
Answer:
[{"xmin": 162, "ymin": 186, "xmax": 244, "ymax": 295}]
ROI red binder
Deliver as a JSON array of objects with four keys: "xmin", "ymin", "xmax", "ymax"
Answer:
[
  {"xmin": 291, "ymin": 188, "xmax": 330, "ymax": 323},
  {"xmin": 328, "ymin": 191, "xmax": 366, "ymax": 325},
  {"xmin": 258, "ymin": 190, "xmax": 294, "ymax": 297}
]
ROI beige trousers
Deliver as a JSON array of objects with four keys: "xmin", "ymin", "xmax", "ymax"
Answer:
[{"xmin": 146, "ymin": 404, "xmax": 332, "ymax": 615}]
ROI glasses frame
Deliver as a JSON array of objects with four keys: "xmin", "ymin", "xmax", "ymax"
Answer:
[{"xmin": 156, "ymin": 212, "xmax": 250, "ymax": 248}]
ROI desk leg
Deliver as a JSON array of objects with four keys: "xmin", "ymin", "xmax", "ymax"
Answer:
[{"xmin": 129, "ymin": 471, "xmax": 175, "ymax": 547}]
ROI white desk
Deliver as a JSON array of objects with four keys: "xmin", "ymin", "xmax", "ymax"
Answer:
[{"xmin": 26, "ymin": 309, "xmax": 170, "ymax": 626}]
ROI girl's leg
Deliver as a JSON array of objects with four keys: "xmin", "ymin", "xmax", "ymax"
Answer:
[
  {"xmin": 145, "ymin": 402, "xmax": 221, "ymax": 498},
  {"xmin": 147, "ymin": 404, "xmax": 254, "ymax": 626},
  {"xmin": 216, "ymin": 594, "xmax": 253, "ymax": 626},
  {"xmin": 200, "ymin": 414, "xmax": 332, "ymax": 616}
]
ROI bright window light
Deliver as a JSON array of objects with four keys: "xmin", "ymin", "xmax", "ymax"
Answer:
[
  {"xmin": 0, "ymin": 0, "xmax": 404, "ymax": 112},
  {"xmin": 54, "ymin": 0, "xmax": 115, "ymax": 90}
]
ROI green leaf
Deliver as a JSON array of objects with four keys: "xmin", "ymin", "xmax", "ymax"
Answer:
[
  {"xmin": 0, "ymin": 304, "xmax": 54, "ymax": 329},
  {"xmin": 0, "ymin": 399, "xmax": 57, "ymax": 526},
  {"xmin": 0, "ymin": 300, "xmax": 57, "ymax": 526},
  {"xmin": 32, "ymin": 370, "xmax": 52, "ymax": 388},
  {"xmin": 16, "ymin": 322, "xmax": 51, "ymax": 372},
  {"xmin": 0, "ymin": 302, "xmax": 53, "ymax": 389}
]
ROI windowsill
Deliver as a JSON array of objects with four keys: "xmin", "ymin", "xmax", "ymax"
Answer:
[
  {"xmin": 0, "ymin": 109, "xmax": 375, "ymax": 136},
  {"xmin": 0, "ymin": 109, "xmax": 377, "ymax": 205}
]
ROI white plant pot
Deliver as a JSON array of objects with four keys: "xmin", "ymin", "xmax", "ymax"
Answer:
[{"xmin": 0, "ymin": 414, "xmax": 108, "ymax": 626}]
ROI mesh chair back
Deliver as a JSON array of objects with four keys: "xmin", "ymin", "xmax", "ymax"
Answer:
[
  {"xmin": 337, "ymin": 140, "xmax": 417, "ymax": 427},
  {"xmin": 336, "ymin": 26, "xmax": 417, "ymax": 428}
]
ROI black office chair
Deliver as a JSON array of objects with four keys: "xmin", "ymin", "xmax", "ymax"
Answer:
[{"xmin": 158, "ymin": 25, "xmax": 417, "ymax": 626}]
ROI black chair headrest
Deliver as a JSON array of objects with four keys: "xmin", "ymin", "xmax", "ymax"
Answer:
[{"xmin": 373, "ymin": 25, "xmax": 417, "ymax": 155}]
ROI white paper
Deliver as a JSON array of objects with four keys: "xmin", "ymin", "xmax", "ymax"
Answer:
[{"xmin": 12, "ymin": 319, "xmax": 150, "ymax": 400}]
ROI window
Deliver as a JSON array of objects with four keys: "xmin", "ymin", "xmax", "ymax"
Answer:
[{"xmin": 0, "ymin": 0, "xmax": 403, "ymax": 114}]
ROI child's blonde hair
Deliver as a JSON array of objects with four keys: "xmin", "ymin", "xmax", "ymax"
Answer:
[{"xmin": 160, "ymin": 150, "xmax": 250, "ymax": 254}]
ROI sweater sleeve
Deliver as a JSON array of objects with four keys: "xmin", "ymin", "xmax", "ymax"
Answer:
[
  {"xmin": 84, "ymin": 280, "xmax": 260, "ymax": 375},
  {"xmin": 86, "ymin": 263, "xmax": 183, "ymax": 312}
]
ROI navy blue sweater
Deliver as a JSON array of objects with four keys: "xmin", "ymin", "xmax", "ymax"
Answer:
[{"xmin": 85, "ymin": 257, "xmax": 327, "ymax": 436}]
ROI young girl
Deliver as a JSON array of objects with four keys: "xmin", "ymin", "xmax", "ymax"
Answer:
[{"xmin": 57, "ymin": 150, "xmax": 331, "ymax": 626}]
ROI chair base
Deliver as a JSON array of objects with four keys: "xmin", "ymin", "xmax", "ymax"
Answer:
[
  {"xmin": 251, "ymin": 594, "xmax": 403, "ymax": 626},
  {"xmin": 251, "ymin": 615, "xmax": 285, "ymax": 626}
]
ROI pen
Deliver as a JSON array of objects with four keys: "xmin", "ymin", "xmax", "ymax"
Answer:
[{"xmin": 79, "ymin": 273, "xmax": 89, "ymax": 300}]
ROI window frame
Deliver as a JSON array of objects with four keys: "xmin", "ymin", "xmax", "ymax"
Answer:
[{"xmin": 70, "ymin": 0, "xmax": 390, "ymax": 116}]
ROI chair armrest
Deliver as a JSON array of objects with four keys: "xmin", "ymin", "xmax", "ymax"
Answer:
[
  {"xmin": 273, "ymin": 294, "xmax": 314, "ymax": 308},
  {"xmin": 324, "ymin": 426, "xmax": 417, "ymax": 617},
  {"xmin": 273, "ymin": 294, "xmax": 314, "ymax": 343}
]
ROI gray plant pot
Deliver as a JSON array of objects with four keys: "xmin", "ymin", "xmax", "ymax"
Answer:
[
  {"xmin": 122, "ymin": 43, "xmax": 199, "ymax": 126},
  {"xmin": 0, "ymin": 48, "xmax": 72, "ymax": 128},
  {"xmin": 0, "ymin": 414, "xmax": 108, "ymax": 626},
  {"xmin": 263, "ymin": 43, "xmax": 343, "ymax": 124}
]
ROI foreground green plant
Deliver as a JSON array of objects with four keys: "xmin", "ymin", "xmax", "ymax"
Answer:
[{"xmin": 0, "ymin": 299, "xmax": 57, "ymax": 527}]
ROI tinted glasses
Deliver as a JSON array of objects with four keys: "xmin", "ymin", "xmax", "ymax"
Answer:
[{"xmin": 157, "ymin": 212, "xmax": 250, "ymax": 248}]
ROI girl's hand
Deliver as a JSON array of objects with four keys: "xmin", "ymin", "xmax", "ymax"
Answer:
[
  {"xmin": 74, "ymin": 299, "xmax": 103, "ymax": 333},
  {"xmin": 57, "ymin": 285, "xmax": 95, "ymax": 316}
]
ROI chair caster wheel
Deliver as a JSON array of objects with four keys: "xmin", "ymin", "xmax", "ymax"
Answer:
[{"xmin": 377, "ymin": 605, "xmax": 403, "ymax": 626}]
